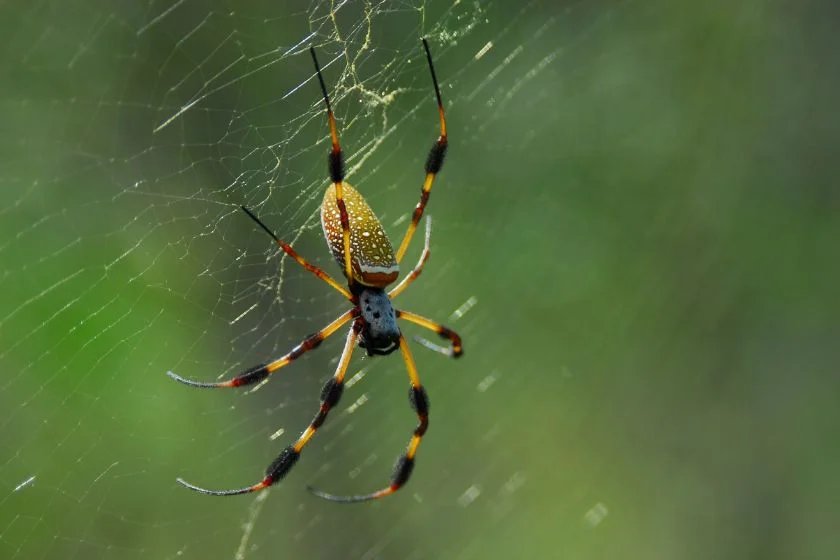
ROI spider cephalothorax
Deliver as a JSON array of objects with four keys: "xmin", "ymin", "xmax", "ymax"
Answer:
[
  {"xmin": 167, "ymin": 39, "xmax": 462, "ymax": 504},
  {"xmin": 356, "ymin": 287, "xmax": 401, "ymax": 356}
]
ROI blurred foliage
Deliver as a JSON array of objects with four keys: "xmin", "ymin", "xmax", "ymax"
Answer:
[{"xmin": 1, "ymin": 0, "xmax": 838, "ymax": 559}]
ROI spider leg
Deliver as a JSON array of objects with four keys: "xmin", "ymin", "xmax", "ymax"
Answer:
[
  {"xmin": 167, "ymin": 309, "xmax": 357, "ymax": 389},
  {"xmin": 175, "ymin": 326, "xmax": 359, "ymax": 496},
  {"xmin": 240, "ymin": 206, "xmax": 352, "ymax": 300},
  {"xmin": 308, "ymin": 334, "xmax": 428, "ymax": 503},
  {"xmin": 396, "ymin": 39, "xmax": 447, "ymax": 263},
  {"xmin": 396, "ymin": 309, "xmax": 463, "ymax": 358},
  {"xmin": 388, "ymin": 216, "xmax": 431, "ymax": 300},
  {"xmin": 310, "ymin": 47, "xmax": 354, "ymax": 283}
]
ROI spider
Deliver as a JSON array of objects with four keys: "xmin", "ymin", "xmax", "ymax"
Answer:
[{"xmin": 167, "ymin": 39, "xmax": 462, "ymax": 503}]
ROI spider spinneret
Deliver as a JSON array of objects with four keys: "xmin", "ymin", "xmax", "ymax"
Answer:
[{"xmin": 167, "ymin": 38, "xmax": 461, "ymax": 504}]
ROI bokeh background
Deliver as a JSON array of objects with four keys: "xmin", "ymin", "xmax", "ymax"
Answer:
[{"xmin": 1, "ymin": 0, "xmax": 838, "ymax": 558}]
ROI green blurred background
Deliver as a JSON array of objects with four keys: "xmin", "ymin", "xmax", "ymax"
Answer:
[{"xmin": 1, "ymin": 0, "xmax": 838, "ymax": 558}]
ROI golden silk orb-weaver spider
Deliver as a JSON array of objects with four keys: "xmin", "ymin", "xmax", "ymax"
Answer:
[{"xmin": 167, "ymin": 39, "xmax": 462, "ymax": 503}]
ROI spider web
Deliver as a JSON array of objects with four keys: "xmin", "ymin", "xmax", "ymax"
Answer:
[{"xmin": 2, "ymin": 0, "xmax": 838, "ymax": 559}]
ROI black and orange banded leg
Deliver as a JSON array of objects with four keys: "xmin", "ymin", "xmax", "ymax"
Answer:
[
  {"xmin": 310, "ymin": 47, "xmax": 354, "ymax": 283},
  {"xmin": 174, "ymin": 326, "xmax": 359, "ymax": 496},
  {"xmin": 396, "ymin": 309, "xmax": 463, "ymax": 358},
  {"xmin": 166, "ymin": 309, "xmax": 357, "ymax": 389},
  {"xmin": 308, "ymin": 335, "xmax": 429, "ymax": 503},
  {"xmin": 396, "ymin": 38, "xmax": 448, "ymax": 263},
  {"xmin": 389, "ymin": 216, "xmax": 432, "ymax": 299},
  {"xmin": 241, "ymin": 206, "xmax": 352, "ymax": 300}
]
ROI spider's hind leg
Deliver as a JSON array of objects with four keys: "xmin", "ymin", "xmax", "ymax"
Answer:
[
  {"xmin": 310, "ymin": 46, "xmax": 354, "ymax": 283},
  {"xmin": 395, "ymin": 39, "xmax": 448, "ymax": 263}
]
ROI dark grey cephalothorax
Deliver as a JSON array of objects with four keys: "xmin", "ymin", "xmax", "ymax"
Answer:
[{"xmin": 357, "ymin": 287, "xmax": 400, "ymax": 355}]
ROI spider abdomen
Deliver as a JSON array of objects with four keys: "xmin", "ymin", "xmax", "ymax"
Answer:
[{"xmin": 321, "ymin": 183, "xmax": 399, "ymax": 288}]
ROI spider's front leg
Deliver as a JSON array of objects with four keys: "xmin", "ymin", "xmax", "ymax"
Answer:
[
  {"xmin": 167, "ymin": 309, "xmax": 356, "ymax": 389},
  {"xmin": 307, "ymin": 334, "xmax": 429, "ymax": 503},
  {"xmin": 174, "ymin": 326, "xmax": 360, "ymax": 496}
]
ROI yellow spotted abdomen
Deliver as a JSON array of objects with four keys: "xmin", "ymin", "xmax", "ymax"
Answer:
[{"xmin": 321, "ymin": 183, "xmax": 399, "ymax": 288}]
